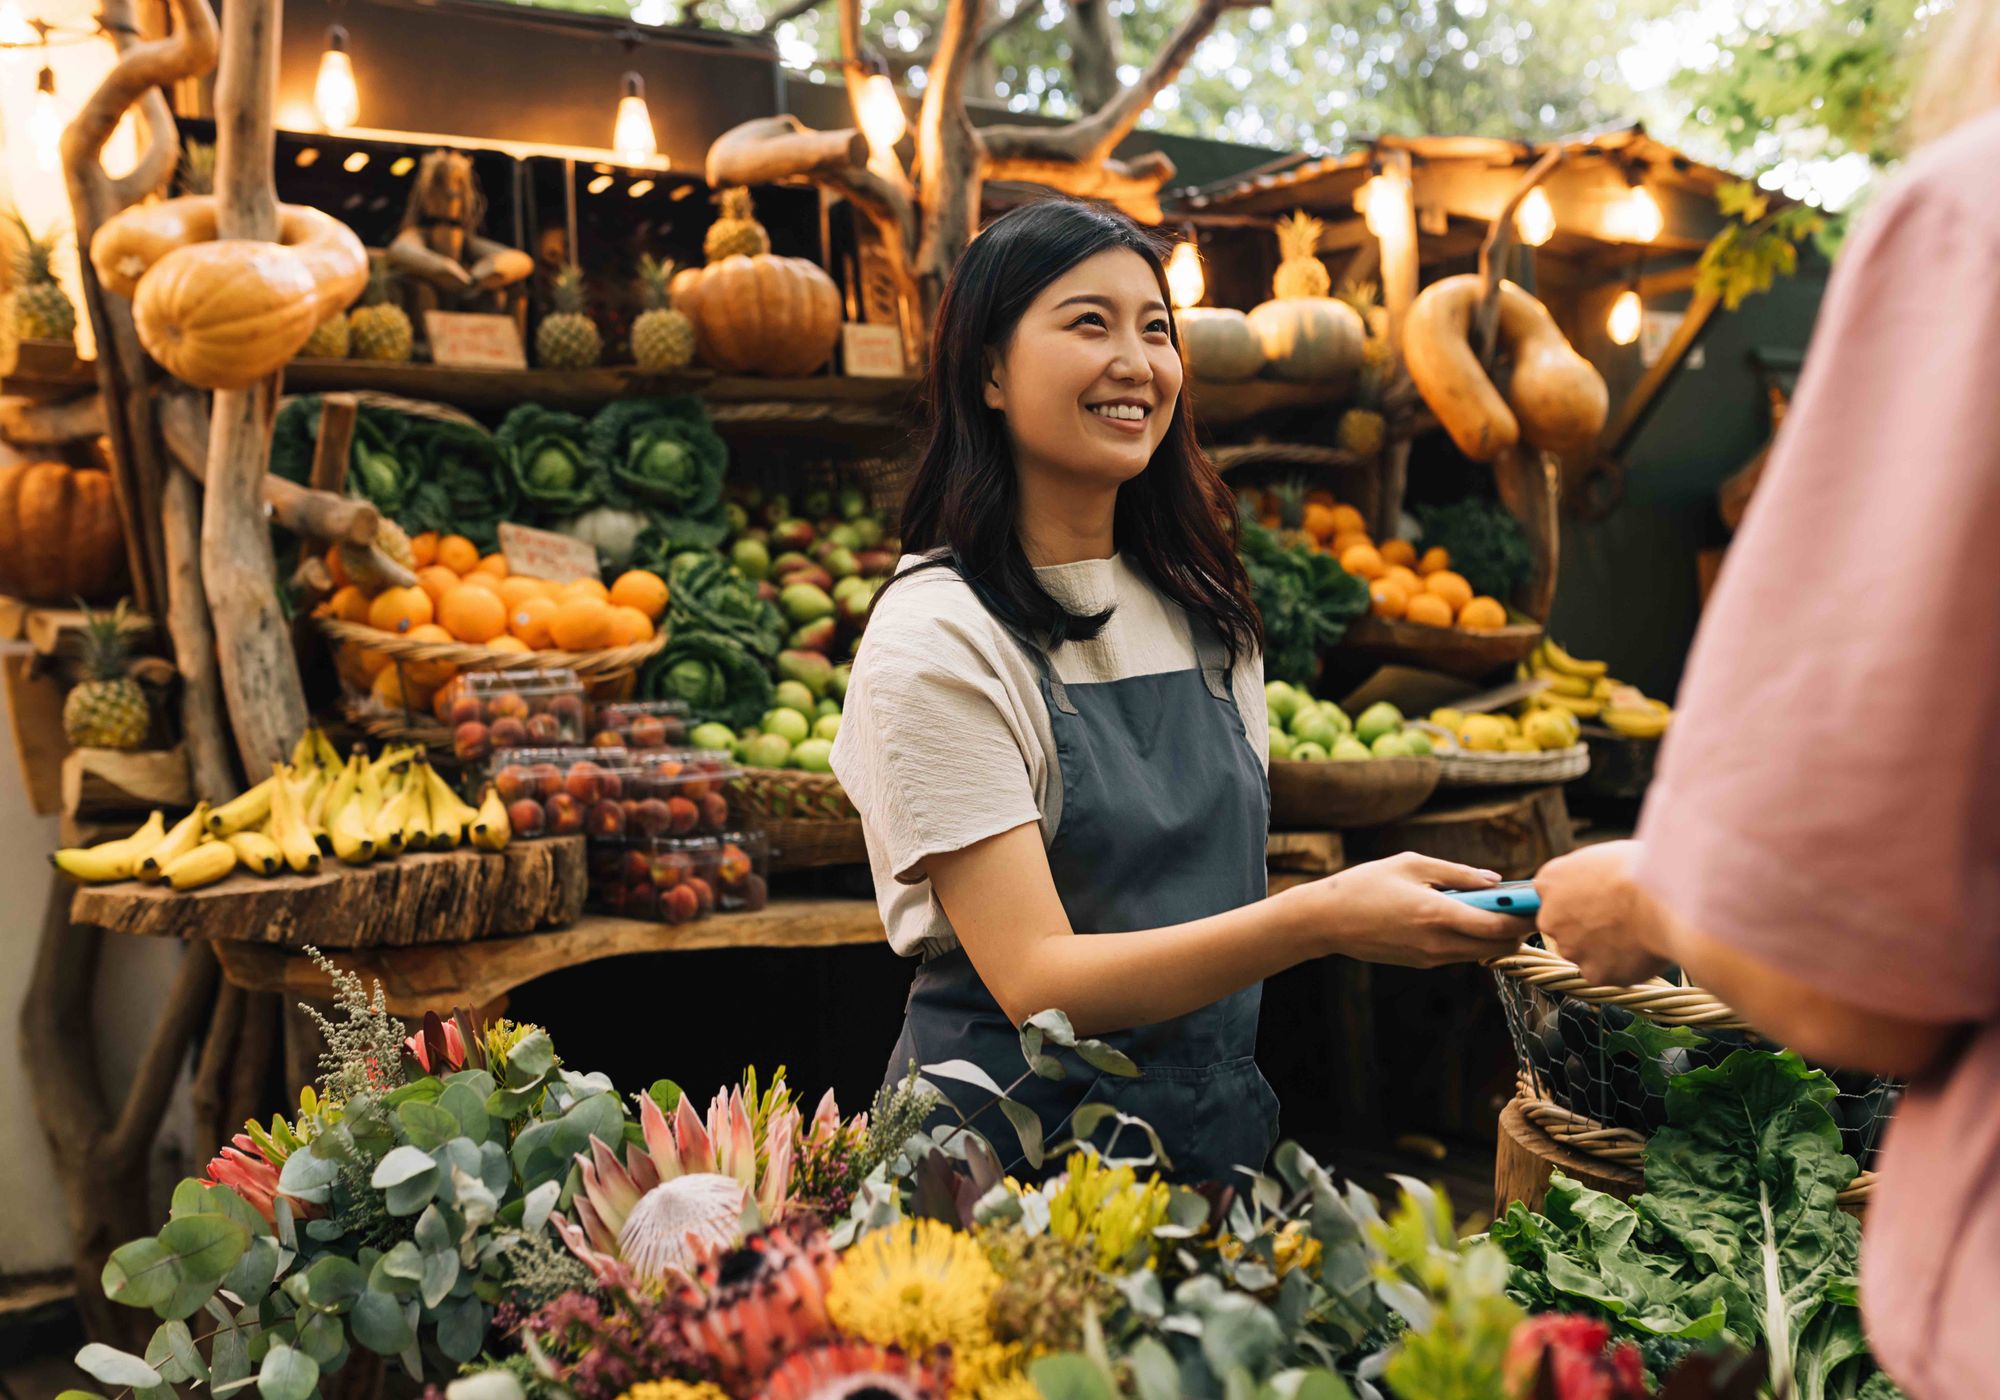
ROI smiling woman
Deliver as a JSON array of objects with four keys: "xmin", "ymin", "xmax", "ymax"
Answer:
[{"xmin": 827, "ymin": 198, "xmax": 1530, "ymax": 1183}]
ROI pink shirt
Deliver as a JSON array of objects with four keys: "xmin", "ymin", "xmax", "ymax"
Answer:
[{"xmin": 1633, "ymin": 110, "xmax": 2000, "ymax": 1400}]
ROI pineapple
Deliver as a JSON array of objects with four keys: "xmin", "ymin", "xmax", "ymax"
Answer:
[
  {"xmin": 9, "ymin": 212, "xmax": 76, "ymax": 343},
  {"xmin": 1337, "ymin": 275, "xmax": 1391, "ymax": 340},
  {"xmin": 1271, "ymin": 211, "xmax": 1331, "ymax": 300},
  {"xmin": 63, "ymin": 602, "xmax": 149, "ymax": 750},
  {"xmin": 704, "ymin": 187, "xmax": 770, "ymax": 263},
  {"xmin": 299, "ymin": 310, "xmax": 350, "ymax": 359},
  {"xmin": 535, "ymin": 265, "xmax": 601, "ymax": 369},
  {"xmin": 630, "ymin": 255, "xmax": 694, "ymax": 372},
  {"xmin": 347, "ymin": 261, "xmax": 413, "ymax": 362},
  {"xmin": 1338, "ymin": 360, "xmax": 1388, "ymax": 457}
]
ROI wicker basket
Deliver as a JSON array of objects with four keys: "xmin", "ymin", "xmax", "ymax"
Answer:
[
  {"xmin": 1268, "ymin": 755, "xmax": 1440, "ymax": 829},
  {"xmin": 728, "ymin": 767, "xmax": 866, "ymax": 870},
  {"xmin": 318, "ymin": 617, "xmax": 664, "ymax": 682},
  {"xmin": 1433, "ymin": 742, "xmax": 1589, "ymax": 786},
  {"xmin": 1489, "ymin": 939, "xmax": 1894, "ymax": 1206}
]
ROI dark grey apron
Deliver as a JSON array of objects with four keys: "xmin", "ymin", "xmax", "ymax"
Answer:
[{"xmin": 884, "ymin": 609, "xmax": 1277, "ymax": 1183}]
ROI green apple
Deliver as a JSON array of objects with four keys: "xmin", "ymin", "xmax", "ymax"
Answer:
[
  {"xmin": 1268, "ymin": 727, "xmax": 1294, "ymax": 761},
  {"xmin": 1331, "ymin": 735, "xmax": 1374, "ymax": 762},
  {"xmin": 1370, "ymin": 731, "xmax": 1410, "ymax": 758},
  {"xmin": 1289, "ymin": 741, "xmax": 1329, "ymax": 762},
  {"xmin": 813, "ymin": 713, "xmax": 842, "ymax": 741},
  {"xmin": 1401, "ymin": 728, "xmax": 1434, "ymax": 757},
  {"xmin": 792, "ymin": 737, "xmax": 835, "ymax": 773},
  {"xmin": 1290, "ymin": 711, "xmax": 1340, "ymax": 749},
  {"xmin": 1355, "ymin": 701, "xmax": 1404, "ymax": 746},
  {"xmin": 688, "ymin": 722, "xmax": 737, "ymax": 753},
  {"xmin": 1319, "ymin": 702, "xmax": 1353, "ymax": 734},
  {"xmin": 744, "ymin": 732, "xmax": 793, "ymax": 769},
  {"xmin": 773, "ymin": 680, "xmax": 817, "ymax": 716},
  {"xmin": 1264, "ymin": 680, "xmax": 1304, "ymax": 727},
  {"xmin": 760, "ymin": 708, "xmax": 811, "ymax": 745}
]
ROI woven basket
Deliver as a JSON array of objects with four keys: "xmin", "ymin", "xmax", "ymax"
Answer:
[
  {"xmin": 1416, "ymin": 721, "xmax": 1590, "ymax": 786},
  {"xmin": 318, "ymin": 617, "xmax": 664, "ymax": 681},
  {"xmin": 1268, "ymin": 755, "xmax": 1440, "ymax": 829},
  {"xmin": 728, "ymin": 768, "xmax": 865, "ymax": 870},
  {"xmin": 757, "ymin": 818, "xmax": 868, "ymax": 871},
  {"xmin": 1489, "ymin": 939, "xmax": 1894, "ymax": 1205}
]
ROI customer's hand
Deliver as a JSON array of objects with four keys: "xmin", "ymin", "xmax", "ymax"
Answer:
[
  {"xmin": 1534, "ymin": 840, "xmax": 1669, "ymax": 986},
  {"xmin": 1284, "ymin": 852, "xmax": 1533, "ymax": 968}
]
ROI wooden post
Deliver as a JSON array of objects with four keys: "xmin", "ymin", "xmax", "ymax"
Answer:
[
  {"xmin": 201, "ymin": 0, "xmax": 308, "ymax": 774},
  {"xmin": 1375, "ymin": 149, "xmax": 1419, "ymax": 354}
]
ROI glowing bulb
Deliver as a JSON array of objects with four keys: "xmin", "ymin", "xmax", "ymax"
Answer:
[
  {"xmin": 314, "ymin": 28, "xmax": 359, "ymax": 131},
  {"xmin": 30, "ymin": 69, "xmax": 61, "ymax": 172},
  {"xmin": 342, "ymin": 151, "xmax": 369, "ymax": 173},
  {"xmin": 1610, "ymin": 185, "xmax": 1662, "ymax": 243},
  {"xmin": 0, "ymin": 0, "xmax": 34, "ymax": 45},
  {"xmin": 1515, "ymin": 187, "xmax": 1555, "ymax": 247},
  {"xmin": 627, "ymin": 179, "xmax": 654, "ymax": 198},
  {"xmin": 613, "ymin": 73, "xmax": 656, "ymax": 165},
  {"xmin": 1166, "ymin": 239, "xmax": 1205, "ymax": 310},
  {"xmin": 1607, "ymin": 289, "xmax": 1643, "ymax": 346},
  {"xmin": 857, "ymin": 72, "xmax": 907, "ymax": 172}
]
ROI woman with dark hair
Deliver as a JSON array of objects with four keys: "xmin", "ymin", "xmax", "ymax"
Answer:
[{"xmin": 830, "ymin": 198, "xmax": 1526, "ymax": 1180}]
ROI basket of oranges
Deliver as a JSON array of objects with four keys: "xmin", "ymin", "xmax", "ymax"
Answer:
[{"xmin": 316, "ymin": 531, "xmax": 668, "ymax": 738}]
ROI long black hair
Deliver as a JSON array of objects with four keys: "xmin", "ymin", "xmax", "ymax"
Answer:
[{"xmin": 888, "ymin": 197, "xmax": 1262, "ymax": 665}]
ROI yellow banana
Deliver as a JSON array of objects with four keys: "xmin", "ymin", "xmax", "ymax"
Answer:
[
  {"xmin": 268, "ymin": 765, "xmax": 323, "ymax": 875},
  {"xmin": 51, "ymin": 810, "xmax": 167, "ymax": 883},
  {"xmin": 355, "ymin": 757, "xmax": 385, "ymax": 830},
  {"xmin": 225, "ymin": 830, "xmax": 283, "ymax": 875},
  {"xmin": 313, "ymin": 728, "xmax": 343, "ymax": 776},
  {"xmin": 403, "ymin": 783, "xmax": 434, "ymax": 852},
  {"xmin": 1538, "ymin": 692, "xmax": 1605, "ymax": 718},
  {"xmin": 164, "ymin": 839, "xmax": 238, "ymax": 891},
  {"xmin": 1532, "ymin": 665, "xmax": 1595, "ymax": 698},
  {"xmin": 1603, "ymin": 705, "xmax": 1671, "ymax": 739},
  {"xmin": 371, "ymin": 785, "xmax": 412, "ymax": 855},
  {"xmin": 324, "ymin": 752, "xmax": 362, "ymax": 829},
  {"xmin": 470, "ymin": 786, "xmax": 511, "ymax": 852},
  {"xmin": 330, "ymin": 795, "xmax": 377, "ymax": 865},
  {"xmin": 138, "ymin": 803, "xmax": 211, "ymax": 883},
  {"xmin": 1539, "ymin": 638, "xmax": 1608, "ymax": 680},
  {"xmin": 290, "ymin": 728, "xmax": 319, "ymax": 771},
  {"xmin": 207, "ymin": 778, "xmax": 274, "ymax": 837},
  {"xmin": 421, "ymin": 763, "xmax": 479, "ymax": 833}
]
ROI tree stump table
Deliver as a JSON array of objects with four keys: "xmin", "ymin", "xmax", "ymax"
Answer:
[{"xmin": 1494, "ymin": 1096, "xmax": 1644, "ymax": 1218}]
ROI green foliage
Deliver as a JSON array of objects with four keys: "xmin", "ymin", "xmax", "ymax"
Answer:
[
  {"xmin": 1413, "ymin": 499, "xmax": 1530, "ymax": 604},
  {"xmin": 1697, "ymin": 182, "xmax": 1829, "ymax": 310},
  {"xmin": 641, "ymin": 629, "xmax": 777, "ymax": 730},
  {"xmin": 589, "ymin": 396, "xmax": 730, "ymax": 550},
  {"xmin": 1239, "ymin": 518, "xmax": 1369, "ymax": 687},
  {"xmin": 661, "ymin": 551, "xmax": 786, "ymax": 660},
  {"xmin": 497, "ymin": 404, "xmax": 601, "ymax": 517},
  {"xmin": 1372, "ymin": 1182, "xmax": 1524, "ymax": 1400},
  {"xmin": 1490, "ymin": 1051, "xmax": 1899, "ymax": 1400}
]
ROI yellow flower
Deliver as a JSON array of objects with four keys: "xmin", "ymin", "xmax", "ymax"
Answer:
[
  {"xmin": 828, "ymin": 1219, "xmax": 999, "ymax": 1361},
  {"xmin": 1043, "ymin": 1152, "xmax": 1171, "ymax": 1270},
  {"xmin": 1218, "ymin": 1218, "xmax": 1323, "ymax": 1284},
  {"xmin": 959, "ymin": 1341, "xmax": 1033, "ymax": 1400},
  {"xmin": 972, "ymin": 1361, "xmax": 1042, "ymax": 1400},
  {"xmin": 618, "ymin": 1383, "xmax": 730, "ymax": 1400}
]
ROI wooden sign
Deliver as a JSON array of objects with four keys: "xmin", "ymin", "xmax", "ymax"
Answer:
[
  {"xmin": 424, "ymin": 311, "xmax": 527, "ymax": 370},
  {"xmin": 841, "ymin": 322, "xmax": 906, "ymax": 378},
  {"xmin": 499, "ymin": 522, "xmax": 600, "ymax": 583}
]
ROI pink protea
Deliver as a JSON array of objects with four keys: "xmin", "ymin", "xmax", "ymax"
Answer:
[
  {"xmin": 203, "ymin": 1133, "xmax": 319, "ymax": 1227},
  {"xmin": 555, "ymin": 1084, "xmax": 802, "ymax": 1286},
  {"xmin": 1505, "ymin": 1315, "xmax": 1647, "ymax": 1400},
  {"xmin": 753, "ymin": 1342, "xmax": 948, "ymax": 1400},
  {"xmin": 404, "ymin": 1018, "xmax": 466, "ymax": 1074},
  {"xmin": 804, "ymin": 1088, "xmax": 865, "ymax": 1152}
]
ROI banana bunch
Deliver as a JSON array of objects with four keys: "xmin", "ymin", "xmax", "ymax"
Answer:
[
  {"xmin": 51, "ymin": 728, "xmax": 513, "ymax": 890},
  {"xmin": 1519, "ymin": 640, "xmax": 1673, "ymax": 738}
]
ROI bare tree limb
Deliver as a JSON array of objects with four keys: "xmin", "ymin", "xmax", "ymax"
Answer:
[
  {"xmin": 61, "ymin": 0, "xmax": 216, "ymax": 180},
  {"xmin": 885, "ymin": 0, "xmax": 1038, "ymax": 73},
  {"xmin": 110, "ymin": 89, "xmax": 182, "ymax": 207},
  {"xmin": 708, "ymin": 115, "xmax": 871, "ymax": 185},
  {"xmin": 913, "ymin": 0, "xmax": 985, "ymax": 322}
]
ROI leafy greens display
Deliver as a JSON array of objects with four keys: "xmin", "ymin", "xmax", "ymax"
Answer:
[
  {"xmin": 1240, "ymin": 517, "xmax": 1370, "ymax": 686},
  {"xmin": 588, "ymin": 396, "xmax": 730, "ymax": 550}
]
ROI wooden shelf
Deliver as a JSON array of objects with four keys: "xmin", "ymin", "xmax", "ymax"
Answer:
[
  {"xmin": 0, "ymin": 595, "xmax": 154, "ymax": 656},
  {"xmin": 2, "ymin": 339, "xmax": 95, "ymax": 403},
  {"xmin": 206, "ymin": 896, "xmax": 886, "ymax": 1014},
  {"xmin": 1187, "ymin": 375, "xmax": 1350, "ymax": 428}
]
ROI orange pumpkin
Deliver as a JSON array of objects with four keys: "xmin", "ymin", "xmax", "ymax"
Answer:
[
  {"xmin": 673, "ymin": 255, "xmax": 842, "ymax": 376},
  {"xmin": 0, "ymin": 462, "xmax": 128, "ymax": 602}
]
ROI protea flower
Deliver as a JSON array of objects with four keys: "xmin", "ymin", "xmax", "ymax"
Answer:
[
  {"xmin": 405, "ymin": 1014, "xmax": 468, "ymax": 1073},
  {"xmin": 204, "ymin": 1132, "xmax": 319, "ymax": 1227},
  {"xmin": 752, "ymin": 1342, "xmax": 949, "ymax": 1400},
  {"xmin": 556, "ymin": 1084, "xmax": 801, "ymax": 1286},
  {"xmin": 674, "ymin": 1216, "xmax": 839, "ymax": 1390},
  {"xmin": 1504, "ymin": 1315, "xmax": 1647, "ymax": 1400}
]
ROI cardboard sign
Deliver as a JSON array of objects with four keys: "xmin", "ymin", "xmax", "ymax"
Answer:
[
  {"xmin": 841, "ymin": 322, "xmax": 907, "ymax": 378},
  {"xmin": 424, "ymin": 311, "xmax": 527, "ymax": 370},
  {"xmin": 499, "ymin": 521, "xmax": 601, "ymax": 583}
]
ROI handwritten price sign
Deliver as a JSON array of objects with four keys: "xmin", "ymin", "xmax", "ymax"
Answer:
[
  {"xmin": 424, "ymin": 311, "xmax": 528, "ymax": 370},
  {"xmin": 499, "ymin": 522, "xmax": 601, "ymax": 583}
]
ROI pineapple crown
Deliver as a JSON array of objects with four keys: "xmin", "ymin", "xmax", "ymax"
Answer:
[
  {"xmin": 1275, "ymin": 210, "xmax": 1325, "ymax": 261},
  {"xmin": 1336, "ymin": 276, "xmax": 1380, "ymax": 314},
  {"xmin": 550, "ymin": 265, "xmax": 587, "ymax": 314},
  {"xmin": 636, "ymin": 254, "xmax": 675, "ymax": 309},
  {"xmin": 362, "ymin": 258, "xmax": 397, "ymax": 306},
  {"xmin": 715, "ymin": 187, "xmax": 756, "ymax": 221},
  {"xmin": 7, "ymin": 209, "xmax": 62, "ymax": 282},
  {"xmin": 179, "ymin": 142, "xmax": 218, "ymax": 196},
  {"xmin": 1271, "ymin": 475, "xmax": 1308, "ymax": 530},
  {"xmin": 76, "ymin": 599, "xmax": 136, "ymax": 682}
]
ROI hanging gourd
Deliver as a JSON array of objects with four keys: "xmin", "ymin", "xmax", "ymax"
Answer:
[
  {"xmin": 90, "ymin": 195, "xmax": 368, "ymax": 390},
  {"xmin": 1247, "ymin": 211, "xmax": 1365, "ymax": 384}
]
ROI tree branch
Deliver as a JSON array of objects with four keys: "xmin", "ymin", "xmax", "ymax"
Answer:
[
  {"xmin": 886, "ymin": 0, "xmax": 1037, "ymax": 73},
  {"xmin": 61, "ymin": 0, "xmax": 217, "ymax": 180},
  {"xmin": 111, "ymin": 89, "xmax": 181, "ymax": 207},
  {"xmin": 707, "ymin": 115, "xmax": 871, "ymax": 185}
]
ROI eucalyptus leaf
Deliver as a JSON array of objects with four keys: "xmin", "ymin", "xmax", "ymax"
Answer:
[
  {"xmin": 75, "ymin": 1344, "xmax": 163, "ymax": 1389},
  {"xmin": 159, "ymin": 1213, "xmax": 250, "ymax": 1287},
  {"xmin": 421, "ymin": 1238, "xmax": 461, "ymax": 1309},
  {"xmin": 171, "ymin": 1179, "xmax": 271, "ymax": 1237},
  {"xmin": 379, "ymin": 1240, "xmax": 424, "ymax": 1285},
  {"xmin": 1027, "ymin": 1353, "xmax": 1120, "ymax": 1400},
  {"xmin": 372, "ymin": 1145, "xmax": 439, "ymax": 1189},
  {"xmin": 101, "ymin": 1237, "xmax": 181, "ymax": 1312},
  {"xmin": 921, "ymin": 1059, "xmax": 1007, "ymax": 1097},
  {"xmin": 435, "ymin": 1294, "xmax": 487, "ymax": 1363},
  {"xmin": 521, "ymin": 1180, "xmax": 561, "ymax": 1235},
  {"xmin": 302, "ymin": 1255, "xmax": 366, "ymax": 1311},
  {"xmin": 296, "ymin": 1310, "xmax": 347, "ymax": 1367},
  {"xmin": 998, "ymin": 1097, "xmax": 1044, "ymax": 1171},
  {"xmin": 504, "ymin": 1030, "xmax": 556, "ymax": 1083},
  {"xmin": 276, "ymin": 1148, "xmax": 339, "ymax": 1204},
  {"xmin": 351, "ymin": 1287, "xmax": 419, "ymax": 1355},
  {"xmin": 54, "ymin": 1391, "xmax": 108, "ymax": 1399},
  {"xmin": 387, "ymin": 1171, "xmax": 440, "ymax": 1218},
  {"xmin": 1023, "ymin": 1008, "xmax": 1078, "ymax": 1048},
  {"xmin": 256, "ymin": 1343, "xmax": 318, "ymax": 1400},
  {"xmin": 438, "ymin": 1083, "xmax": 492, "ymax": 1144},
  {"xmin": 1074, "ymin": 1037, "xmax": 1140, "ymax": 1077},
  {"xmin": 1128, "ymin": 1337, "xmax": 1180, "ymax": 1400},
  {"xmin": 399, "ymin": 1100, "xmax": 461, "ymax": 1151},
  {"xmin": 210, "ymin": 1322, "xmax": 251, "ymax": 1390},
  {"xmin": 223, "ymin": 1234, "xmax": 281, "ymax": 1306}
]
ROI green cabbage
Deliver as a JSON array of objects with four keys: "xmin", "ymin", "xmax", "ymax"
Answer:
[
  {"xmin": 663, "ymin": 551, "xmax": 785, "ymax": 660},
  {"xmin": 497, "ymin": 404, "xmax": 600, "ymax": 518},
  {"xmin": 395, "ymin": 418, "xmax": 517, "ymax": 553},
  {"xmin": 588, "ymin": 396, "xmax": 730, "ymax": 550},
  {"xmin": 641, "ymin": 630, "xmax": 774, "ymax": 731}
]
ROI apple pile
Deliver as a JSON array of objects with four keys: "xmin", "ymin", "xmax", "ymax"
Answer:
[{"xmin": 725, "ymin": 483, "xmax": 898, "ymax": 667}]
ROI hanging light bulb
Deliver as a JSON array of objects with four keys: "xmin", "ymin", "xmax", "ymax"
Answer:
[
  {"xmin": 314, "ymin": 26, "xmax": 359, "ymax": 131},
  {"xmin": 31, "ymin": 65, "xmax": 62, "ymax": 172},
  {"xmin": 857, "ymin": 70, "xmax": 906, "ymax": 174},
  {"xmin": 1165, "ymin": 239, "xmax": 1205, "ymax": 310},
  {"xmin": 1607, "ymin": 288, "xmax": 1643, "ymax": 346},
  {"xmin": 1514, "ymin": 187, "xmax": 1555, "ymax": 247},
  {"xmin": 1610, "ymin": 184, "xmax": 1662, "ymax": 243},
  {"xmin": 613, "ymin": 72, "xmax": 657, "ymax": 165}
]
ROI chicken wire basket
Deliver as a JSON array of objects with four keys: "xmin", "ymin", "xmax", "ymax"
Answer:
[{"xmin": 1491, "ymin": 938, "xmax": 1899, "ymax": 1207}]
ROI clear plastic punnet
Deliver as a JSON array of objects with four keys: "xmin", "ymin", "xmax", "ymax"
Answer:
[
  {"xmin": 626, "ymin": 748, "xmax": 742, "ymax": 835},
  {"xmin": 482, "ymin": 745, "xmax": 630, "ymax": 840},
  {"xmin": 446, "ymin": 668, "xmax": 589, "ymax": 762},
  {"xmin": 586, "ymin": 834, "xmax": 722, "ymax": 925},
  {"xmin": 587, "ymin": 699, "xmax": 691, "ymax": 751}
]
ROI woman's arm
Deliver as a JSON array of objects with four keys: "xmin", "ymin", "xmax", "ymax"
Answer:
[{"xmin": 925, "ymin": 822, "xmax": 1528, "ymax": 1035}]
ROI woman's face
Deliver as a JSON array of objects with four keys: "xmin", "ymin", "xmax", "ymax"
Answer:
[{"xmin": 983, "ymin": 247, "xmax": 1183, "ymax": 487}]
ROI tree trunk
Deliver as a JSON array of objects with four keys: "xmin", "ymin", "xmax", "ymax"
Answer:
[{"xmin": 1066, "ymin": 0, "xmax": 1120, "ymax": 112}]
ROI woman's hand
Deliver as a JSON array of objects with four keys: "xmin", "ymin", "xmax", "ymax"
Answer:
[
  {"xmin": 1533, "ymin": 840, "xmax": 1670, "ymax": 986},
  {"xmin": 1281, "ymin": 852, "xmax": 1533, "ymax": 968}
]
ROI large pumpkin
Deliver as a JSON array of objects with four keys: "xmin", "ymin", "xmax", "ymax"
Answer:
[
  {"xmin": 0, "ymin": 462, "xmax": 127, "ymax": 602},
  {"xmin": 1177, "ymin": 307, "xmax": 1263, "ymax": 383},
  {"xmin": 672, "ymin": 255, "xmax": 842, "ymax": 377},
  {"xmin": 1246, "ymin": 297, "xmax": 1364, "ymax": 385}
]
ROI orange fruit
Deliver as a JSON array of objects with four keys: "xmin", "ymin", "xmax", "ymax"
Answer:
[
  {"xmin": 474, "ymin": 553, "xmax": 510, "ymax": 578},
  {"xmin": 560, "ymin": 577, "xmax": 611, "ymax": 603},
  {"xmin": 1383, "ymin": 564, "xmax": 1423, "ymax": 596},
  {"xmin": 1301, "ymin": 503, "xmax": 1340, "ymax": 543},
  {"xmin": 326, "ymin": 584, "xmax": 371, "ymax": 623},
  {"xmin": 371, "ymin": 664, "xmax": 434, "ymax": 715},
  {"xmin": 436, "ymin": 534, "xmax": 480, "ymax": 574},
  {"xmin": 440, "ymin": 584, "xmax": 509, "ymax": 644},
  {"xmin": 498, "ymin": 575, "xmax": 551, "ymax": 611},
  {"xmin": 549, "ymin": 595, "xmax": 614, "ymax": 651},
  {"xmin": 367, "ymin": 585, "xmax": 434, "ymax": 635},
  {"xmin": 410, "ymin": 531, "xmax": 440, "ymax": 568},
  {"xmin": 1459, "ymin": 596, "xmax": 1508, "ymax": 631},
  {"xmin": 1380, "ymin": 538, "xmax": 1417, "ymax": 569},
  {"xmin": 1424, "ymin": 569, "xmax": 1473, "ymax": 614},
  {"xmin": 454, "ymin": 570, "xmax": 504, "ymax": 596},
  {"xmin": 1418, "ymin": 546, "xmax": 1452, "ymax": 576},
  {"xmin": 508, "ymin": 595, "xmax": 559, "ymax": 649},
  {"xmin": 609, "ymin": 570, "xmax": 669, "ymax": 619},
  {"xmin": 1328, "ymin": 504, "xmax": 1367, "ymax": 537},
  {"xmin": 401, "ymin": 622, "xmax": 458, "ymax": 688},
  {"xmin": 415, "ymin": 564, "xmax": 462, "ymax": 607},
  {"xmin": 1330, "ymin": 531, "xmax": 1374, "ymax": 560},
  {"xmin": 339, "ymin": 641, "xmax": 391, "ymax": 684},
  {"xmin": 1369, "ymin": 578, "xmax": 1409, "ymax": 619},
  {"xmin": 1339, "ymin": 542, "xmax": 1386, "ymax": 581},
  {"xmin": 1404, "ymin": 592, "xmax": 1454, "ymax": 627},
  {"xmin": 325, "ymin": 544, "xmax": 350, "ymax": 589},
  {"xmin": 485, "ymin": 634, "xmax": 530, "ymax": 655},
  {"xmin": 606, "ymin": 605, "xmax": 655, "ymax": 646}
]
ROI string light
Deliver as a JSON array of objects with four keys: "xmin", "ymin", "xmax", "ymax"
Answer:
[
  {"xmin": 1166, "ymin": 239, "xmax": 1204, "ymax": 310},
  {"xmin": 612, "ymin": 71, "xmax": 657, "ymax": 165},
  {"xmin": 1514, "ymin": 187, "xmax": 1555, "ymax": 247},
  {"xmin": 342, "ymin": 150, "xmax": 369, "ymax": 173},
  {"xmin": 1607, "ymin": 288, "xmax": 1642, "ymax": 346},
  {"xmin": 857, "ymin": 69, "xmax": 906, "ymax": 175},
  {"xmin": 627, "ymin": 178, "xmax": 654, "ymax": 198},
  {"xmin": 314, "ymin": 25, "xmax": 359, "ymax": 131},
  {"xmin": 1608, "ymin": 184, "xmax": 1662, "ymax": 243},
  {"xmin": 586, "ymin": 173, "xmax": 614, "ymax": 195}
]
